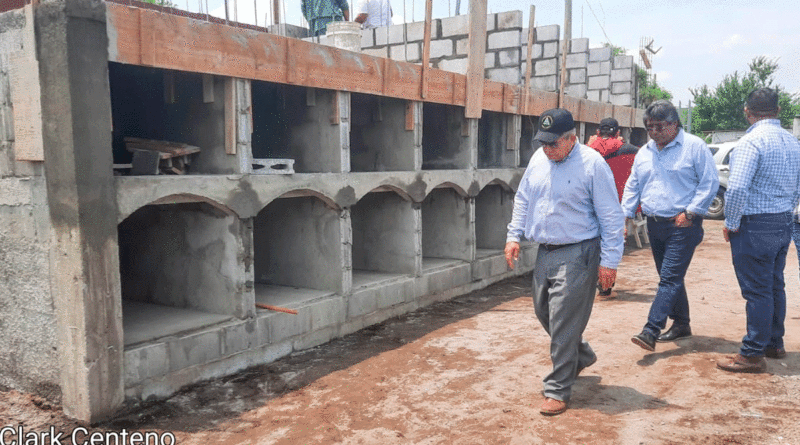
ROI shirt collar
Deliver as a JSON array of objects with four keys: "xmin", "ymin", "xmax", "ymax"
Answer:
[
  {"xmin": 648, "ymin": 128, "xmax": 685, "ymax": 152},
  {"xmin": 551, "ymin": 141, "xmax": 580, "ymax": 164},
  {"xmin": 746, "ymin": 118, "xmax": 781, "ymax": 133}
]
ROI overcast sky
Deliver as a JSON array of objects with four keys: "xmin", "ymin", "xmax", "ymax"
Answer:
[{"xmin": 199, "ymin": 0, "xmax": 800, "ymax": 106}]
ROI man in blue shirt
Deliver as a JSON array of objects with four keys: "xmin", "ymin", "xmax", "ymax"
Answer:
[
  {"xmin": 717, "ymin": 88, "xmax": 800, "ymax": 373},
  {"xmin": 622, "ymin": 100, "xmax": 718, "ymax": 352},
  {"xmin": 505, "ymin": 108, "xmax": 624, "ymax": 416}
]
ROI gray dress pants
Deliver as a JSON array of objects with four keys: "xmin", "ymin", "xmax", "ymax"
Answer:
[{"xmin": 532, "ymin": 237, "xmax": 600, "ymax": 402}]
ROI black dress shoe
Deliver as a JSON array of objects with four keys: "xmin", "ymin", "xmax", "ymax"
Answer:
[
  {"xmin": 765, "ymin": 347, "xmax": 786, "ymax": 359},
  {"xmin": 631, "ymin": 331, "xmax": 656, "ymax": 351},
  {"xmin": 657, "ymin": 324, "xmax": 692, "ymax": 342}
]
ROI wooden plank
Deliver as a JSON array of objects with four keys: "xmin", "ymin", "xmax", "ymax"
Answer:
[
  {"xmin": 124, "ymin": 137, "xmax": 201, "ymax": 157},
  {"xmin": 330, "ymin": 91, "xmax": 341, "ymax": 125},
  {"xmin": 481, "ymin": 80, "xmax": 504, "ymax": 113},
  {"xmin": 420, "ymin": 0, "xmax": 432, "ymax": 99},
  {"xmin": 464, "ymin": 0, "xmax": 488, "ymax": 118},
  {"xmin": 10, "ymin": 5, "xmax": 43, "ymax": 162},
  {"xmin": 224, "ymin": 78, "xmax": 236, "ymax": 154},
  {"xmin": 558, "ymin": 0, "xmax": 571, "ymax": 108},
  {"xmin": 522, "ymin": 6, "xmax": 535, "ymax": 115}
]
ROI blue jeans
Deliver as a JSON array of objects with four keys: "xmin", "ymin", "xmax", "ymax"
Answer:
[
  {"xmin": 730, "ymin": 212, "xmax": 793, "ymax": 357},
  {"xmin": 642, "ymin": 218, "xmax": 704, "ymax": 337},
  {"xmin": 793, "ymin": 220, "xmax": 800, "ymax": 282}
]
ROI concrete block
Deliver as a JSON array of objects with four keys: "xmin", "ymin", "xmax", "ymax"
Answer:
[
  {"xmin": 268, "ymin": 309, "xmax": 312, "ymax": 344},
  {"xmin": 124, "ymin": 343, "xmax": 169, "ymax": 384},
  {"xmin": 565, "ymin": 84, "xmax": 587, "ymax": 98},
  {"xmin": 534, "ymin": 59, "xmax": 558, "ymax": 76},
  {"xmin": 395, "ymin": 43, "xmax": 420, "ymax": 61},
  {"xmin": 375, "ymin": 27, "xmax": 388, "ymax": 46},
  {"xmin": 535, "ymin": 24, "xmax": 559, "ymax": 42},
  {"xmin": 441, "ymin": 14, "xmax": 470, "ymax": 37},
  {"xmin": 0, "ymin": 178, "xmax": 32, "ymax": 206},
  {"xmin": 487, "ymin": 67, "xmax": 520, "ymax": 85},
  {"xmin": 532, "ymin": 75, "xmax": 557, "ymax": 92},
  {"xmin": 387, "ymin": 24, "xmax": 405, "ymax": 45},
  {"xmin": 588, "ymin": 75, "xmax": 610, "ymax": 90},
  {"xmin": 471, "ymin": 254, "xmax": 507, "ymax": 281},
  {"xmin": 612, "ymin": 82, "xmax": 632, "ymax": 94},
  {"xmin": 348, "ymin": 286, "xmax": 379, "ymax": 318},
  {"xmin": 293, "ymin": 326, "xmax": 337, "ymax": 351},
  {"xmin": 589, "ymin": 46, "xmax": 612, "ymax": 62},
  {"xmin": 498, "ymin": 49, "xmax": 520, "ymax": 67},
  {"xmin": 256, "ymin": 316, "xmax": 270, "ymax": 346},
  {"xmin": 611, "ymin": 68, "xmax": 633, "ymax": 82},
  {"xmin": 308, "ymin": 296, "xmax": 345, "ymax": 330},
  {"xmin": 614, "ymin": 55, "xmax": 633, "ymax": 69},
  {"xmin": 485, "ymin": 52, "xmax": 495, "ymax": 69},
  {"xmin": 566, "ymin": 53, "xmax": 588, "ymax": 69},
  {"xmin": 587, "ymin": 90, "xmax": 600, "ymax": 102},
  {"xmin": 497, "ymin": 11, "xmax": 522, "ymax": 30},
  {"xmin": 251, "ymin": 158, "xmax": 294, "ymax": 174},
  {"xmin": 221, "ymin": 320, "xmax": 258, "ymax": 356},
  {"xmin": 600, "ymin": 90, "xmax": 609, "ymax": 103},
  {"xmin": 437, "ymin": 57, "xmax": 469, "ymax": 75},
  {"xmin": 587, "ymin": 62, "xmax": 601, "ymax": 77},
  {"xmin": 406, "ymin": 21, "xmax": 426, "ymax": 42},
  {"xmin": 611, "ymin": 93, "xmax": 633, "ymax": 107},
  {"xmin": 167, "ymin": 330, "xmax": 222, "ymax": 372},
  {"xmin": 570, "ymin": 38, "xmax": 589, "ymax": 53},
  {"xmin": 523, "ymin": 43, "xmax": 542, "ymax": 60},
  {"xmin": 488, "ymin": 30, "xmax": 520, "ymax": 50},
  {"xmin": 362, "ymin": 47, "xmax": 388, "ymax": 58},
  {"xmin": 430, "ymin": 39, "xmax": 454, "ymax": 58},
  {"xmin": 599, "ymin": 61, "xmax": 611, "ymax": 75},
  {"xmin": 569, "ymin": 68, "xmax": 586, "ymax": 84},
  {"xmin": 486, "ymin": 14, "xmax": 495, "ymax": 32},
  {"xmin": 456, "ymin": 38, "xmax": 469, "ymax": 55},
  {"xmin": 542, "ymin": 41, "xmax": 559, "ymax": 58},
  {"xmin": 376, "ymin": 280, "xmax": 411, "ymax": 309},
  {"xmin": 361, "ymin": 29, "xmax": 374, "ymax": 48}
]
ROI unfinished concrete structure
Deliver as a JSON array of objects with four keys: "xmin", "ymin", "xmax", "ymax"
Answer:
[{"xmin": 0, "ymin": 0, "xmax": 646, "ymax": 422}]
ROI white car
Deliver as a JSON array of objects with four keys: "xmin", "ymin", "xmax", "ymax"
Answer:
[{"xmin": 706, "ymin": 141, "xmax": 738, "ymax": 219}]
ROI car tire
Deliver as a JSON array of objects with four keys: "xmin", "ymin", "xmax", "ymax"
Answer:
[{"xmin": 706, "ymin": 190, "xmax": 725, "ymax": 220}]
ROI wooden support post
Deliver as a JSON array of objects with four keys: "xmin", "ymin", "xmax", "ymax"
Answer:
[
  {"xmin": 522, "ymin": 6, "xmax": 535, "ymax": 115},
  {"xmin": 224, "ymin": 78, "xmax": 237, "ymax": 154},
  {"xmin": 421, "ymin": 0, "xmax": 432, "ymax": 99},
  {"xmin": 558, "ymin": 0, "xmax": 572, "ymax": 108},
  {"xmin": 272, "ymin": 0, "xmax": 280, "ymax": 24},
  {"xmin": 464, "ymin": 0, "xmax": 488, "ymax": 119},
  {"xmin": 331, "ymin": 91, "xmax": 341, "ymax": 125},
  {"xmin": 405, "ymin": 101, "xmax": 415, "ymax": 131}
]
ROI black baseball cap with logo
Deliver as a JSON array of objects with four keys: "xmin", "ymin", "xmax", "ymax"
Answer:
[
  {"xmin": 599, "ymin": 117, "xmax": 619, "ymax": 133},
  {"xmin": 533, "ymin": 108, "xmax": 575, "ymax": 143}
]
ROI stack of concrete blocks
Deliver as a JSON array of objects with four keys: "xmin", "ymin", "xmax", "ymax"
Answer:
[{"xmin": 358, "ymin": 12, "xmax": 637, "ymax": 106}]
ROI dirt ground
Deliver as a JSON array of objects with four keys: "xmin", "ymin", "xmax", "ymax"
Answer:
[{"xmin": 2, "ymin": 219, "xmax": 800, "ymax": 445}]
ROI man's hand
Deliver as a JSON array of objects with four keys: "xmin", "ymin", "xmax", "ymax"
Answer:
[
  {"xmin": 598, "ymin": 266, "xmax": 617, "ymax": 291},
  {"xmin": 723, "ymin": 227, "xmax": 736, "ymax": 242},
  {"xmin": 504, "ymin": 242, "xmax": 520, "ymax": 269},
  {"xmin": 674, "ymin": 212, "xmax": 691, "ymax": 228}
]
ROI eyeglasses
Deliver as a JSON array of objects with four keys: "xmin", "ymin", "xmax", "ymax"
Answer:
[{"xmin": 646, "ymin": 122, "xmax": 676, "ymax": 132}]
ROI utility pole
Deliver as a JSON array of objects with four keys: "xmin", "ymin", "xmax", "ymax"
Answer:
[
  {"xmin": 558, "ymin": 0, "xmax": 572, "ymax": 108},
  {"xmin": 273, "ymin": 0, "xmax": 280, "ymax": 24}
]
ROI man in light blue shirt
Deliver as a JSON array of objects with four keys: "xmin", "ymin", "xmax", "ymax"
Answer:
[
  {"xmin": 622, "ymin": 100, "xmax": 719, "ymax": 352},
  {"xmin": 717, "ymin": 88, "xmax": 800, "ymax": 373},
  {"xmin": 505, "ymin": 108, "xmax": 624, "ymax": 416}
]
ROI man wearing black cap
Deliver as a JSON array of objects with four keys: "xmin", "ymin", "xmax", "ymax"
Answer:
[
  {"xmin": 505, "ymin": 108, "xmax": 624, "ymax": 416},
  {"xmin": 717, "ymin": 88, "xmax": 800, "ymax": 373}
]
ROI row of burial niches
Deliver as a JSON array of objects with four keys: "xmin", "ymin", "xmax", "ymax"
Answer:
[
  {"xmin": 116, "ymin": 184, "xmax": 515, "ymax": 347},
  {"xmin": 108, "ymin": 63, "xmax": 526, "ymax": 176}
]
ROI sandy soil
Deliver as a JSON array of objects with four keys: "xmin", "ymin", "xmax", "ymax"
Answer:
[{"xmin": 2, "ymin": 219, "xmax": 800, "ymax": 445}]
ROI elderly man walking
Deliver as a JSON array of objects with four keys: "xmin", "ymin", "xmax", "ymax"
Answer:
[
  {"xmin": 623, "ymin": 100, "xmax": 719, "ymax": 351},
  {"xmin": 505, "ymin": 108, "xmax": 624, "ymax": 416},
  {"xmin": 717, "ymin": 88, "xmax": 800, "ymax": 373}
]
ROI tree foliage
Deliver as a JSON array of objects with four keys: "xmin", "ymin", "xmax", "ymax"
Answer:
[
  {"xmin": 143, "ymin": 0, "xmax": 177, "ymax": 8},
  {"xmin": 637, "ymin": 67, "xmax": 672, "ymax": 108},
  {"xmin": 689, "ymin": 56, "xmax": 800, "ymax": 133}
]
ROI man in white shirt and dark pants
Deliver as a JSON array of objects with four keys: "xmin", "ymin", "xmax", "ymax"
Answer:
[{"xmin": 354, "ymin": 0, "xmax": 392, "ymax": 28}]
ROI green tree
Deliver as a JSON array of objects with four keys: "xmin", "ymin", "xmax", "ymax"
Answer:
[
  {"xmin": 637, "ymin": 67, "xmax": 672, "ymax": 108},
  {"xmin": 689, "ymin": 56, "xmax": 800, "ymax": 133},
  {"xmin": 143, "ymin": 0, "xmax": 177, "ymax": 8}
]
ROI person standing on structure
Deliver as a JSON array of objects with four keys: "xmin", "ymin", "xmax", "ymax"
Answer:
[
  {"xmin": 717, "ymin": 88, "xmax": 800, "ymax": 373},
  {"xmin": 505, "ymin": 108, "xmax": 624, "ymax": 416},
  {"xmin": 354, "ymin": 0, "xmax": 392, "ymax": 28},
  {"xmin": 623, "ymin": 100, "xmax": 718, "ymax": 352},
  {"xmin": 302, "ymin": 0, "xmax": 350, "ymax": 36}
]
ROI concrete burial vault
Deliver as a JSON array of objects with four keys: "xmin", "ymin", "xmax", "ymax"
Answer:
[{"xmin": 0, "ymin": 0, "xmax": 645, "ymax": 422}]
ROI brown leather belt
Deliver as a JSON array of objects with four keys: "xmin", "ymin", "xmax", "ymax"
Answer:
[{"xmin": 540, "ymin": 242, "xmax": 579, "ymax": 252}]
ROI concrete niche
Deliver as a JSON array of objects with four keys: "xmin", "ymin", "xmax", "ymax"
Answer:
[
  {"xmin": 350, "ymin": 190, "xmax": 416, "ymax": 287},
  {"xmin": 251, "ymin": 81, "xmax": 346, "ymax": 173},
  {"xmin": 422, "ymin": 103, "xmax": 470, "ymax": 170},
  {"xmin": 420, "ymin": 187, "xmax": 472, "ymax": 294},
  {"xmin": 253, "ymin": 195, "xmax": 344, "ymax": 308},
  {"xmin": 477, "ymin": 111, "xmax": 514, "ymax": 168},
  {"xmin": 519, "ymin": 115, "xmax": 539, "ymax": 167},
  {"xmin": 108, "ymin": 63, "xmax": 238, "ymax": 174},
  {"xmin": 350, "ymin": 94, "xmax": 418, "ymax": 172},
  {"xmin": 475, "ymin": 184, "xmax": 515, "ymax": 254},
  {"xmin": 117, "ymin": 202, "xmax": 246, "ymax": 347}
]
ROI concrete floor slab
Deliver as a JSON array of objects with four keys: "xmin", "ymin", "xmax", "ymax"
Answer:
[
  {"xmin": 122, "ymin": 301, "xmax": 232, "ymax": 346},
  {"xmin": 421, "ymin": 257, "xmax": 467, "ymax": 272},
  {"xmin": 255, "ymin": 284, "xmax": 337, "ymax": 309},
  {"xmin": 351, "ymin": 270, "xmax": 407, "ymax": 289},
  {"xmin": 476, "ymin": 248, "xmax": 504, "ymax": 259}
]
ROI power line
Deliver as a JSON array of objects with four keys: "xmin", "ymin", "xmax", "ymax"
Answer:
[{"xmin": 584, "ymin": 0, "xmax": 612, "ymax": 46}]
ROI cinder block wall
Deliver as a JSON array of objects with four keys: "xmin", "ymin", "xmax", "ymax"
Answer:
[{"xmin": 358, "ymin": 12, "xmax": 637, "ymax": 107}]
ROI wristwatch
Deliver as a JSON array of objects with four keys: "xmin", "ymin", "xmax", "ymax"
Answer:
[{"xmin": 683, "ymin": 210, "xmax": 695, "ymax": 221}]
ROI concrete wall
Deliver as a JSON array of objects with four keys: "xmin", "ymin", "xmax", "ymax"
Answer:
[
  {"xmin": 422, "ymin": 102, "xmax": 474, "ymax": 169},
  {"xmin": 421, "ymin": 187, "xmax": 472, "ymax": 261},
  {"xmin": 475, "ymin": 184, "xmax": 515, "ymax": 250},
  {"xmin": 351, "ymin": 191, "xmax": 417, "ymax": 274},
  {"xmin": 351, "ymin": 95, "xmax": 421, "ymax": 172}
]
